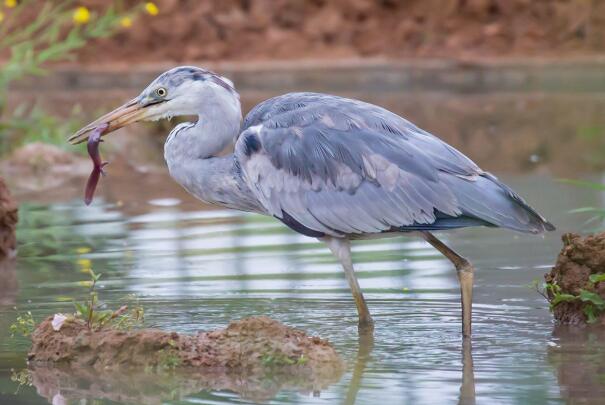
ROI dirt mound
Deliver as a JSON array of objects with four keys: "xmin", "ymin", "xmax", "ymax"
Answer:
[
  {"xmin": 545, "ymin": 233, "xmax": 605, "ymax": 325},
  {"xmin": 1, "ymin": 143, "xmax": 90, "ymax": 194},
  {"xmin": 74, "ymin": 0, "xmax": 605, "ymax": 63},
  {"xmin": 0, "ymin": 177, "xmax": 18, "ymax": 259},
  {"xmin": 7, "ymin": 143, "xmax": 81, "ymax": 168},
  {"xmin": 28, "ymin": 315, "xmax": 343, "ymax": 375}
]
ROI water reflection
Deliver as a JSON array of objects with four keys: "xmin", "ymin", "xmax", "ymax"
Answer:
[
  {"xmin": 459, "ymin": 340, "xmax": 475, "ymax": 405},
  {"xmin": 0, "ymin": 258, "xmax": 18, "ymax": 344},
  {"xmin": 344, "ymin": 330, "xmax": 374, "ymax": 405},
  {"xmin": 0, "ymin": 258, "xmax": 17, "ymax": 307},
  {"xmin": 28, "ymin": 360, "xmax": 344, "ymax": 404},
  {"xmin": 345, "ymin": 331, "xmax": 477, "ymax": 405},
  {"xmin": 549, "ymin": 326, "xmax": 605, "ymax": 404}
]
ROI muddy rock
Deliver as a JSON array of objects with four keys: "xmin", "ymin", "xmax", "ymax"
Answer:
[
  {"xmin": 1, "ymin": 143, "xmax": 90, "ymax": 193},
  {"xmin": 0, "ymin": 176, "xmax": 18, "ymax": 259},
  {"xmin": 28, "ymin": 315, "xmax": 344, "ymax": 377},
  {"xmin": 545, "ymin": 233, "xmax": 605, "ymax": 325},
  {"xmin": 8, "ymin": 143, "xmax": 78, "ymax": 167}
]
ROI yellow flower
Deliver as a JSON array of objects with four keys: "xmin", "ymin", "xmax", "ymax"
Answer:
[
  {"xmin": 120, "ymin": 16, "xmax": 132, "ymax": 28},
  {"xmin": 0, "ymin": 12, "xmax": 4, "ymax": 23},
  {"xmin": 145, "ymin": 2, "xmax": 158, "ymax": 16},
  {"xmin": 73, "ymin": 6, "xmax": 90, "ymax": 25},
  {"xmin": 4, "ymin": 0, "xmax": 17, "ymax": 9},
  {"xmin": 76, "ymin": 247, "xmax": 91, "ymax": 254},
  {"xmin": 77, "ymin": 258, "xmax": 92, "ymax": 268}
]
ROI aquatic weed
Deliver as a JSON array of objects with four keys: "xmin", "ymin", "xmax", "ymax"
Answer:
[
  {"xmin": 543, "ymin": 277, "xmax": 605, "ymax": 323},
  {"xmin": 10, "ymin": 368, "xmax": 32, "ymax": 394},
  {"xmin": 9, "ymin": 310, "xmax": 35, "ymax": 338}
]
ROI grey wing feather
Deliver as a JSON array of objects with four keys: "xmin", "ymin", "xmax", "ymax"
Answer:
[{"xmin": 236, "ymin": 92, "xmax": 554, "ymax": 237}]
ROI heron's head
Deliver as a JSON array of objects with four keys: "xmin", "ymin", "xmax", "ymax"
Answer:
[{"xmin": 68, "ymin": 66, "xmax": 238, "ymax": 144}]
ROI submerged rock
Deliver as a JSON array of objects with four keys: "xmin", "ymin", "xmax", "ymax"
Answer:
[
  {"xmin": 28, "ymin": 315, "xmax": 343, "ymax": 375},
  {"xmin": 0, "ymin": 176, "xmax": 18, "ymax": 259},
  {"xmin": 1, "ymin": 143, "xmax": 89, "ymax": 193},
  {"xmin": 545, "ymin": 233, "xmax": 605, "ymax": 325}
]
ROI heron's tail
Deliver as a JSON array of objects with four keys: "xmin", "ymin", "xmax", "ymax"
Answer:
[{"xmin": 447, "ymin": 172, "xmax": 555, "ymax": 234}]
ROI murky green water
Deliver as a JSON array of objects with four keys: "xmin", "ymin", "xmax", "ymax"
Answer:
[{"xmin": 1, "ymin": 170, "xmax": 604, "ymax": 404}]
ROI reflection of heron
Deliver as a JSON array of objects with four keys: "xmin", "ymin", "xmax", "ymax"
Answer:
[
  {"xmin": 344, "ymin": 330, "xmax": 476, "ymax": 405},
  {"xmin": 69, "ymin": 66, "xmax": 554, "ymax": 337},
  {"xmin": 344, "ymin": 330, "xmax": 374, "ymax": 405}
]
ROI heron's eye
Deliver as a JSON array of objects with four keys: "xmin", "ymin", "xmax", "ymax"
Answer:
[{"xmin": 156, "ymin": 87, "xmax": 167, "ymax": 98}]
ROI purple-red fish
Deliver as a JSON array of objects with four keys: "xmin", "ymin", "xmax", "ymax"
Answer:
[{"xmin": 84, "ymin": 123, "xmax": 109, "ymax": 205}]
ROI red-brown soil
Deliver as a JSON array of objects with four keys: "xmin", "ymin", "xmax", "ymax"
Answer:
[
  {"xmin": 545, "ymin": 233, "xmax": 605, "ymax": 325},
  {"xmin": 0, "ymin": 176, "xmax": 17, "ymax": 259},
  {"xmin": 29, "ymin": 315, "xmax": 343, "ymax": 374},
  {"xmin": 74, "ymin": 0, "xmax": 605, "ymax": 64},
  {"xmin": 28, "ymin": 315, "xmax": 343, "ymax": 400}
]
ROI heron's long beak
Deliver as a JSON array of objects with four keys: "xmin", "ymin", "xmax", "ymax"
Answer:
[{"xmin": 68, "ymin": 98, "xmax": 153, "ymax": 145}]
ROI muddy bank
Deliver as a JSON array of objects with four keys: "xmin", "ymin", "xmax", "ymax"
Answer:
[
  {"xmin": 0, "ymin": 176, "xmax": 18, "ymax": 259},
  {"xmin": 29, "ymin": 315, "xmax": 343, "ymax": 376},
  {"xmin": 71, "ymin": 0, "xmax": 605, "ymax": 63},
  {"xmin": 0, "ymin": 177, "xmax": 18, "ymax": 308},
  {"xmin": 545, "ymin": 233, "xmax": 605, "ymax": 325}
]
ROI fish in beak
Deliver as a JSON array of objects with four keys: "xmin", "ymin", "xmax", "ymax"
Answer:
[{"xmin": 68, "ymin": 97, "xmax": 157, "ymax": 145}]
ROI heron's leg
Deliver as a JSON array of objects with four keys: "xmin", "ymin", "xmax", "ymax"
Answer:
[
  {"xmin": 322, "ymin": 237, "xmax": 374, "ymax": 330},
  {"xmin": 422, "ymin": 232, "xmax": 475, "ymax": 338}
]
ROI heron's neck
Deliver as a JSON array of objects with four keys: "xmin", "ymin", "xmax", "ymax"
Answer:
[
  {"xmin": 163, "ymin": 95, "xmax": 263, "ymax": 213},
  {"xmin": 165, "ymin": 90, "xmax": 242, "ymax": 162}
]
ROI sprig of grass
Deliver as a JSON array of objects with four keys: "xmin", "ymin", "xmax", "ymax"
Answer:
[{"xmin": 73, "ymin": 269, "xmax": 144, "ymax": 330}]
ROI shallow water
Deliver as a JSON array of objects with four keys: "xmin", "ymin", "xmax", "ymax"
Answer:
[
  {"xmin": 3, "ymin": 78, "xmax": 605, "ymax": 404},
  {"xmin": 1, "ymin": 169, "xmax": 605, "ymax": 404}
]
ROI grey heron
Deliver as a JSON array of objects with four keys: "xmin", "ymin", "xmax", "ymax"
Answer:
[{"xmin": 69, "ymin": 66, "xmax": 555, "ymax": 338}]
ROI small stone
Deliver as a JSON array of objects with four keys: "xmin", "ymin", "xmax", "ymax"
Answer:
[{"xmin": 51, "ymin": 314, "xmax": 68, "ymax": 331}]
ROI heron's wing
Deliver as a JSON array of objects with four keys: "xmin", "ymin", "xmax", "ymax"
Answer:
[{"xmin": 236, "ymin": 93, "xmax": 553, "ymax": 236}]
